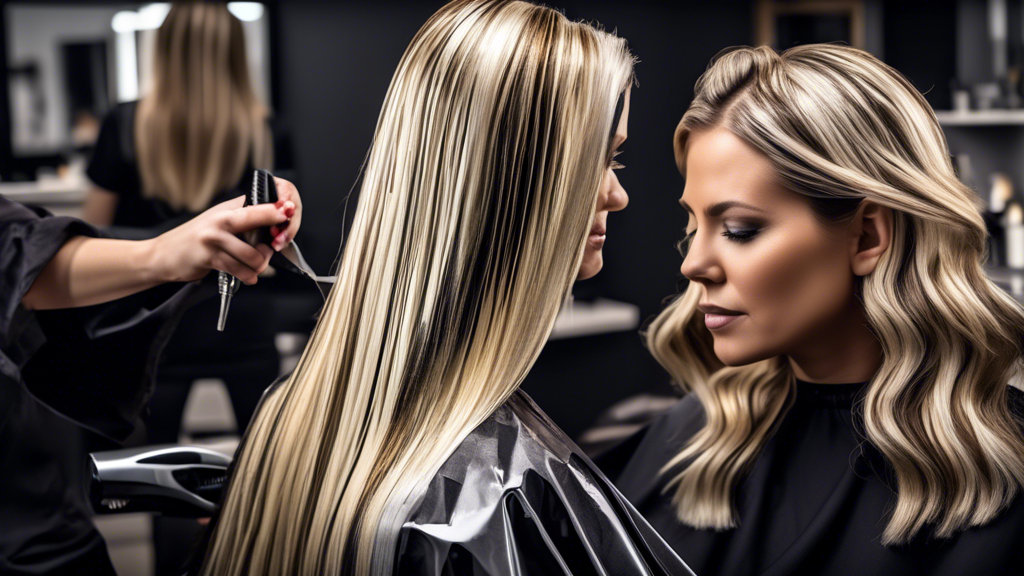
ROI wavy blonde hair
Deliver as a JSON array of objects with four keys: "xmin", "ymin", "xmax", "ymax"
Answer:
[
  {"xmin": 136, "ymin": 2, "xmax": 271, "ymax": 212},
  {"xmin": 199, "ymin": 2, "xmax": 634, "ymax": 575},
  {"xmin": 645, "ymin": 44, "xmax": 1024, "ymax": 545}
]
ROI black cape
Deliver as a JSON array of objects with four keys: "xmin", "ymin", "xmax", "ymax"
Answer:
[
  {"xmin": 607, "ymin": 379, "xmax": 1024, "ymax": 576},
  {"xmin": 0, "ymin": 196, "xmax": 204, "ymax": 573}
]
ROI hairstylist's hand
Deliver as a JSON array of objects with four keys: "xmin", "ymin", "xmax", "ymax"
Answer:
[
  {"xmin": 147, "ymin": 195, "xmax": 295, "ymax": 285},
  {"xmin": 269, "ymin": 177, "xmax": 301, "ymax": 252}
]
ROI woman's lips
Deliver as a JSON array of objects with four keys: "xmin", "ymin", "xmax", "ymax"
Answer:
[
  {"xmin": 588, "ymin": 226, "xmax": 607, "ymax": 249},
  {"xmin": 705, "ymin": 313, "xmax": 743, "ymax": 330}
]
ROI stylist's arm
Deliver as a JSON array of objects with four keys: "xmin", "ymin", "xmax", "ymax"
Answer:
[{"xmin": 21, "ymin": 187, "xmax": 301, "ymax": 311}]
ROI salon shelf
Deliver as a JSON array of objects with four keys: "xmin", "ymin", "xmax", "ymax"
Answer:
[
  {"xmin": 985, "ymin": 266, "xmax": 1024, "ymax": 304},
  {"xmin": 549, "ymin": 298, "xmax": 641, "ymax": 340},
  {"xmin": 0, "ymin": 179, "xmax": 89, "ymax": 218},
  {"xmin": 0, "ymin": 179, "xmax": 89, "ymax": 203},
  {"xmin": 934, "ymin": 110, "xmax": 1024, "ymax": 126}
]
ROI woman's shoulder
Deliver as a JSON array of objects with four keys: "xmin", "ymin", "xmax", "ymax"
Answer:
[
  {"xmin": 411, "ymin": 389, "xmax": 582, "ymax": 498},
  {"xmin": 396, "ymin": 389, "xmax": 695, "ymax": 576},
  {"xmin": 97, "ymin": 101, "xmax": 139, "ymax": 149},
  {"xmin": 619, "ymin": 392, "xmax": 706, "ymax": 458},
  {"xmin": 598, "ymin": 393, "xmax": 704, "ymax": 502},
  {"xmin": 87, "ymin": 101, "xmax": 141, "ymax": 196}
]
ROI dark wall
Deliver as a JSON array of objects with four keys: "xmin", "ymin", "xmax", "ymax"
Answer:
[
  {"xmin": 271, "ymin": 1, "xmax": 442, "ymax": 274},
  {"xmin": 271, "ymin": 1, "xmax": 753, "ymax": 438},
  {"xmin": 524, "ymin": 1, "xmax": 753, "ymax": 438},
  {"xmin": 0, "ymin": 6, "xmax": 13, "ymax": 181},
  {"xmin": 883, "ymin": 0, "xmax": 957, "ymax": 110}
]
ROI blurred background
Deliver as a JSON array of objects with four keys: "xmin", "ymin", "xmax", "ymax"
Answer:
[{"xmin": 2, "ymin": 1, "xmax": 1023, "ymax": 574}]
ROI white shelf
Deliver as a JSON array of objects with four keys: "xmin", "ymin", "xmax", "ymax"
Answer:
[
  {"xmin": 549, "ymin": 298, "xmax": 640, "ymax": 340},
  {"xmin": 934, "ymin": 110, "xmax": 1024, "ymax": 126},
  {"xmin": 0, "ymin": 178, "xmax": 90, "ymax": 204}
]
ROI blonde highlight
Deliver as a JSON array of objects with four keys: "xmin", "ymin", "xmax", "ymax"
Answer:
[{"xmin": 200, "ymin": 2, "xmax": 635, "ymax": 574}]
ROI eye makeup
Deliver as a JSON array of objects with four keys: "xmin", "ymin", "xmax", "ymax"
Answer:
[
  {"xmin": 721, "ymin": 222, "xmax": 761, "ymax": 243},
  {"xmin": 677, "ymin": 221, "xmax": 763, "ymax": 258}
]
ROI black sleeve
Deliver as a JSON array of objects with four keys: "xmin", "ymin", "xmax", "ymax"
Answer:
[
  {"xmin": 86, "ymin": 103, "xmax": 136, "ymax": 196},
  {"xmin": 22, "ymin": 281, "xmax": 212, "ymax": 442},
  {"xmin": 0, "ymin": 196, "xmax": 213, "ymax": 442},
  {"xmin": 0, "ymin": 197, "xmax": 99, "ymax": 337}
]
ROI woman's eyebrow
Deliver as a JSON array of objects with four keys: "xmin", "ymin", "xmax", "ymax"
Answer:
[{"xmin": 678, "ymin": 199, "xmax": 768, "ymax": 218}]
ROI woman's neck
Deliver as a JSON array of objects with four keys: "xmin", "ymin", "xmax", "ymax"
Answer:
[{"xmin": 787, "ymin": 303, "xmax": 881, "ymax": 384}]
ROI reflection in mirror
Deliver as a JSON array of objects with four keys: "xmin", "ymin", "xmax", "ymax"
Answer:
[{"xmin": 3, "ymin": 3, "xmax": 269, "ymax": 184}]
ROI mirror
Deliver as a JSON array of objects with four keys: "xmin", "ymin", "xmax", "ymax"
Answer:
[{"xmin": 5, "ymin": 2, "xmax": 271, "ymax": 158}]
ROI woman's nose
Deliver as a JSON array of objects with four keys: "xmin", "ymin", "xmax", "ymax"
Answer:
[
  {"xmin": 680, "ymin": 233, "xmax": 724, "ymax": 285},
  {"xmin": 602, "ymin": 170, "xmax": 628, "ymax": 213}
]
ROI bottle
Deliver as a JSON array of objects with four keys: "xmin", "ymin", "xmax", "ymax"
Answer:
[
  {"xmin": 1003, "ymin": 201, "xmax": 1024, "ymax": 272},
  {"xmin": 985, "ymin": 172, "xmax": 1012, "ymax": 267}
]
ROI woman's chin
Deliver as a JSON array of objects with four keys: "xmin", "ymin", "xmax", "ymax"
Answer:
[
  {"xmin": 576, "ymin": 250, "xmax": 603, "ymax": 280},
  {"xmin": 713, "ymin": 339, "xmax": 770, "ymax": 367}
]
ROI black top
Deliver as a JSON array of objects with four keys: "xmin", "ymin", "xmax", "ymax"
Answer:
[
  {"xmin": 0, "ymin": 197, "xmax": 202, "ymax": 573},
  {"xmin": 87, "ymin": 101, "xmax": 261, "ymax": 229},
  {"xmin": 608, "ymin": 379, "xmax": 1024, "ymax": 576}
]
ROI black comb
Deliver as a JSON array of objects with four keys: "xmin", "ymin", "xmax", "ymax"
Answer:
[
  {"xmin": 243, "ymin": 168, "xmax": 279, "ymax": 246},
  {"xmin": 218, "ymin": 169, "xmax": 280, "ymax": 331}
]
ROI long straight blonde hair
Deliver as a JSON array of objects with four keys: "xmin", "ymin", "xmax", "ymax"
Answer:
[
  {"xmin": 200, "ymin": 2, "xmax": 635, "ymax": 574},
  {"xmin": 135, "ymin": 2, "xmax": 271, "ymax": 212},
  {"xmin": 645, "ymin": 44, "xmax": 1024, "ymax": 546}
]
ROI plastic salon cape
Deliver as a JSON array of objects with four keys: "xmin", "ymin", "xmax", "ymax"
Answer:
[
  {"xmin": 393, "ymin": 389, "xmax": 695, "ymax": 576},
  {"xmin": 190, "ymin": 384, "xmax": 695, "ymax": 576}
]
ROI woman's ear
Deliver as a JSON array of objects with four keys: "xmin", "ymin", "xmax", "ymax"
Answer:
[{"xmin": 850, "ymin": 200, "xmax": 892, "ymax": 277}]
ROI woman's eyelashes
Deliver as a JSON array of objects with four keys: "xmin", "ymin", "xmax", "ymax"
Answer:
[
  {"xmin": 721, "ymin": 225, "xmax": 760, "ymax": 243},
  {"xmin": 677, "ymin": 223, "xmax": 762, "ymax": 256},
  {"xmin": 610, "ymin": 149, "xmax": 625, "ymax": 170}
]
